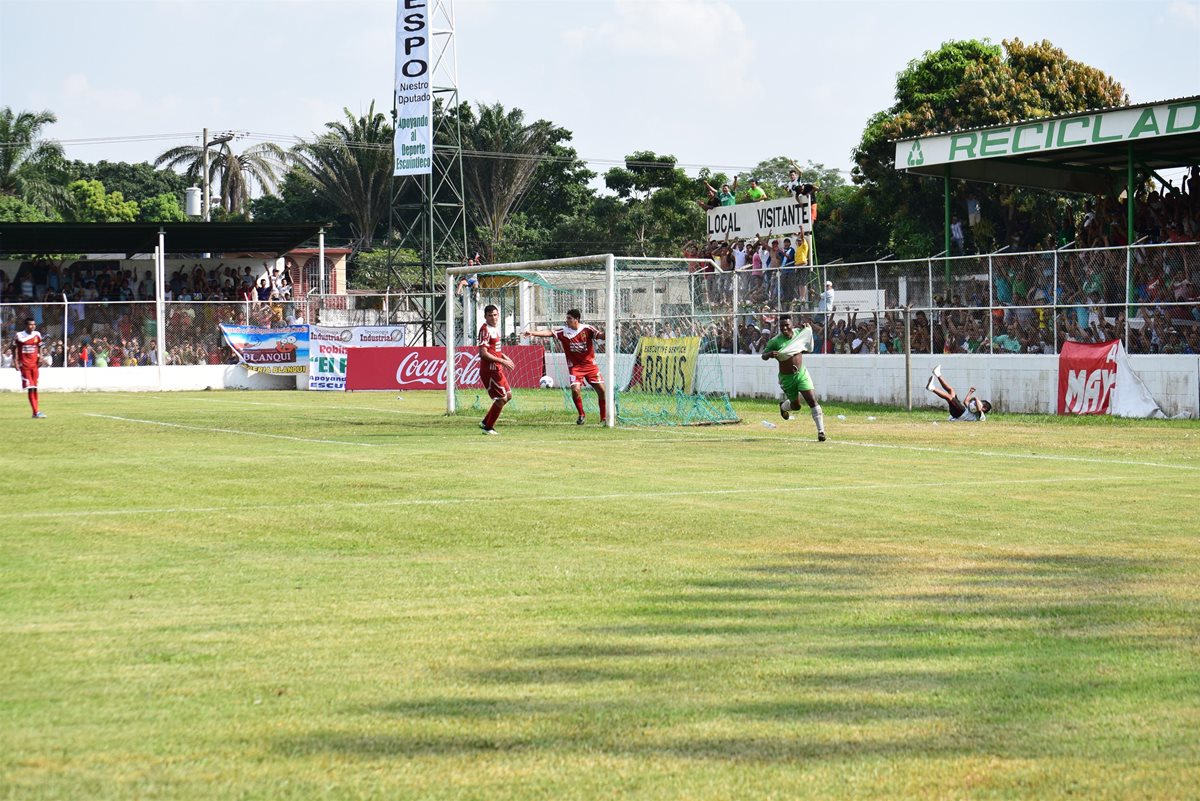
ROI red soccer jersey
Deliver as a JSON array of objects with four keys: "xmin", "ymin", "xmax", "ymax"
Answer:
[
  {"xmin": 553, "ymin": 324, "xmax": 601, "ymax": 369},
  {"xmin": 478, "ymin": 323, "xmax": 504, "ymax": 372},
  {"xmin": 13, "ymin": 330, "xmax": 42, "ymax": 370}
]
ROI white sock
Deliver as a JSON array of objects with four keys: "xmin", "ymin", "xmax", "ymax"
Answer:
[{"xmin": 811, "ymin": 404, "xmax": 824, "ymax": 434}]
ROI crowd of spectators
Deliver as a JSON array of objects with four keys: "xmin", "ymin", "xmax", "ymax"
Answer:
[{"xmin": 1, "ymin": 260, "xmax": 303, "ymax": 368}]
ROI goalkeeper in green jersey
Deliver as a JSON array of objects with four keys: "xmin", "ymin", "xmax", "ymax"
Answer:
[{"xmin": 762, "ymin": 316, "xmax": 827, "ymax": 441}]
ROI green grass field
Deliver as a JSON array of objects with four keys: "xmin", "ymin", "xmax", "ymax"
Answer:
[{"xmin": 3, "ymin": 389, "xmax": 1198, "ymax": 801}]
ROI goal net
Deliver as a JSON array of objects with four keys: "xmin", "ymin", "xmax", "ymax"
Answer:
[{"xmin": 445, "ymin": 255, "xmax": 739, "ymax": 427}]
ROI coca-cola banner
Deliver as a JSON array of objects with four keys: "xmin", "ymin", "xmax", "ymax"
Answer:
[
  {"xmin": 345, "ymin": 346, "xmax": 544, "ymax": 391},
  {"xmin": 1057, "ymin": 339, "xmax": 1164, "ymax": 417}
]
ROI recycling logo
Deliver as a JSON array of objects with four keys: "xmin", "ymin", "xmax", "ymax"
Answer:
[{"xmin": 907, "ymin": 141, "xmax": 924, "ymax": 167}]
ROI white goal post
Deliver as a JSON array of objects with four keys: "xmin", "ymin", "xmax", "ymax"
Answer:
[{"xmin": 445, "ymin": 254, "xmax": 722, "ymax": 428}]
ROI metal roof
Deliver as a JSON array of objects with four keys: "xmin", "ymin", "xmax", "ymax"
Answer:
[
  {"xmin": 896, "ymin": 96, "xmax": 1200, "ymax": 194},
  {"xmin": 0, "ymin": 222, "xmax": 326, "ymax": 257}
]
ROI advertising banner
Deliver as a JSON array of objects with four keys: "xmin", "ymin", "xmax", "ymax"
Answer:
[
  {"xmin": 308, "ymin": 325, "xmax": 409, "ymax": 391},
  {"xmin": 345, "ymin": 346, "xmax": 545, "ymax": 391},
  {"xmin": 707, "ymin": 195, "xmax": 811, "ymax": 242},
  {"xmin": 627, "ymin": 336, "xmax": 701, "ymax": 394},
  {"xmin": 393, "ymin": 0, "xmax": 432, "ymax": 176},
  {"xmin": 1057, "ymin": 339, "xmax": 1164, "ymax": 417},
  {"xmin": 219, "ymin": 325, "xmax": 309, "ymax": 374}
]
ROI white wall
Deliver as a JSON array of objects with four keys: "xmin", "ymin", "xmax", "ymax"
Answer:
[
  {"xmin": 4, "ymin": 356, "xmax": 1196, "ymax": 417},
  {"xmin": 0, "ymin": 365, "xmax": 299, "ymax": 393}
]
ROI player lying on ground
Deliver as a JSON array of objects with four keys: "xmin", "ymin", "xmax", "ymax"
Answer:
[
  {"xmin": 762, "ymin": 316, "xmax": 826, "ymax": 441},
  {"xmin": 478, "ymin": 304, "xmax": 515, "ymax": 435},
  {"xmin": 525, "ymin": 308, "xmax": 607, "ymax": 425},
  {"xmin": 11, "ymin": 317, "xmax": 46, "ymax": 418},
  {"xmin": 926, "ymin": 364, "xmax": 991, "ymax": 421}
]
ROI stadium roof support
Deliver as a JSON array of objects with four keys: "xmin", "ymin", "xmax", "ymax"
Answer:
[
  {"xmin": 0, "ymin": 222, "xmax": 325, "ymax": 258},
  {"xmin": 893, "ymin": 96, "xmax": 1200, "ymax": 285}
]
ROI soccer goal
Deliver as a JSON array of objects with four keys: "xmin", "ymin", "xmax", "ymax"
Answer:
[{"xmin": 444, "ymin": 255, "xmax": 740, "ymax": 427}]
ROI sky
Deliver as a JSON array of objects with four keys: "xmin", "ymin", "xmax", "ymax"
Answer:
[{"xmin": 1, "ymin": 0, "xmax": 1198, "ymax": 186}]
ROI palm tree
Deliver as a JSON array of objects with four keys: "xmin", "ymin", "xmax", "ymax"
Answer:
[
  {"xmin": 458, "ymin": 102, "xmax": 554, "ymax": 261},
  {"xmin": 0, "ymin": 107, "xmax": 68, "ymax": 214},
  {"xmin": 154, "ymin": 137, "xmax": 286, "ymax": 216},
  {"xmin": 289, "ymin": 102, "xmax": 394, "ymax": 251}
]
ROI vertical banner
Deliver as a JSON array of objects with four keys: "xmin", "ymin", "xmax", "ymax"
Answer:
[
  {"xmin": 627, "ymin": 337, "xmax": 701, "ymax": 394},
  {"xmin": 393, "ymin": 0, "xmax": 432, "ymax": 176}
]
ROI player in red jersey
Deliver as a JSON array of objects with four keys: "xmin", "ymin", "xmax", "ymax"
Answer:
[
  {"xmin": 478, "ymin": 304, "xmax": 514, "ymax": 435},
  {"xmin": 11, "ymin": 317, "xmax": 46, "ymax": 418},
  {"xmin": 526, "ymin": 308, "xmax": 607, "ymax": 425}
]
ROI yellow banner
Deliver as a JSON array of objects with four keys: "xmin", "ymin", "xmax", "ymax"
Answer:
[{"xmin": 634, "ymin": 337, "xmax": 700, "ymax": 395}]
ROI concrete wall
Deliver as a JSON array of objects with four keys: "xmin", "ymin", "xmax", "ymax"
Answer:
[
  {"xmin": 0, "ymin": 365, "xmax": 299, "ymax": 393},
  {"xmin": 5, "ymin": 356, "xmax": 1196, "ymax": 417}
]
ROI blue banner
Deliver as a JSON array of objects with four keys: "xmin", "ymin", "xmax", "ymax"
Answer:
[{"xmin": 219, "ymin": 325, "xmax": 310, "ymax": 374}]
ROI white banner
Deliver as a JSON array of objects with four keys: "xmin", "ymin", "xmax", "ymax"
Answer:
[
  {"xmin": 707, "ymin": 195, "xmax": 812, "ymax": 241},
  {"xmin": 393, "ymin": 0, "xmax": 432, "ymax": 176},
  {"xmin": 308, "ymin": 325, "xmax": 409, "ymax": 391}
]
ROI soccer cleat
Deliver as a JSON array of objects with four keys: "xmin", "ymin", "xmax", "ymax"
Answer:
[
  {"xmin": 576, "ymin": 415, "xmax": 585, "ymax": 425},
  {"xmin": 779, "ymin": 400, "xmax": 791, "ymax": 420},
  {"xmin": 481, "ymin": 427, "xmax": 498, "ymax": 436},
  {"xmin": 932, "ymin": 364, "xmax": 942, "ymax": 378},
  {"xmin": 926, "ymin": 376, "xmax": 938, "ymax": 392},
  {"xmin": 818, "ymin": 431, "xmax": 827, "ymax": 442},
  {"xmin": 33, "ymin": 412, "xmax": 46, "ymax": 418}
]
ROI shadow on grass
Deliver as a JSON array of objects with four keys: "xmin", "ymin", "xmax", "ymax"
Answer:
[{"xmin": 275, "ymin": 547, "xmax": 1186, "ymax": 765}]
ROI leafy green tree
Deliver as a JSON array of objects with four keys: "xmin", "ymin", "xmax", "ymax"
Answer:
[
  {"xmin": 604, "ymin": 151, "xmax": 706, "ymax": 255},
  {"xmin": 0, "ymin": 193, "xmax": 57, "ymax": 222},
  {"xmin": 154, "ymin": 138, "xmax": 286, "ymax": 216},
  {"xmin": 350, "ymin": 245, "xmax": 423, "ymax": 291},
  {"xmin": 853, "ymin": 38, "xmax": 1128, "ymax": 258},
  {"xmin": 743, "ymin": 156, "xmax": 846, "ymax": 195},
  {"xmin": 65, "ymin": 179, "xmax": 138, "ymax": 222},
  {"xmin": 139, "ymin": 192, "xmax": 187, "ymax": 222},
  {"xmin": 290, "ymin": 103, "xmax": 394, "ymax": 251},
  {"xmin": 0, "ymin": 107, "xmax": 68, "ymax": 214},
  {"xmin": 66, "ymin": 159, "xmax": 188, "ymax": 209}
]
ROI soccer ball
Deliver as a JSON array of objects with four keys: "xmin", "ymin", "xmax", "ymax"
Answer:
[{"xmin": 539, "ymin": 375, "xmax": 555, "ymax": 388}]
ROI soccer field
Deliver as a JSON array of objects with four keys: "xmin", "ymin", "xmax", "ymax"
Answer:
[{"xmin": 3, "ymin": 390, "xmax": 1198, "ymax": 801}]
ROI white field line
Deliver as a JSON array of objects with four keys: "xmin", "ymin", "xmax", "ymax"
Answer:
[
  {"xmin": 86, "ymin": 410, "xmax": 1199, "ymax": 473},
  {"xmin": 5, "ymin": 474, "xmax": 1138, "ymax": 521},
  {"xmin": 84, "ymin": 414, "xmax": 381, "ymax": 448}
]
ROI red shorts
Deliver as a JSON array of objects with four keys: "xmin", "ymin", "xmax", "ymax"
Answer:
[
  {"xmin": 568, "ymin": 363, "xmax": 603, "ymax": 387},
  {"xmin": 19, "ymin": 364, "xmax": 39, "ymax": 391},
  {"xmin": 480, "ymin": 367, "xmax": 510, "ymax": 400}
]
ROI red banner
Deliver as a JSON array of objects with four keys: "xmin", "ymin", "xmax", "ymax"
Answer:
[
  {"xmin": 1057, "ymin": 340, "xmax": 1118, "ymax": 415},
  {"xmin": 345, "ymin": 346, "xmax": 544, "ymax": 391}
]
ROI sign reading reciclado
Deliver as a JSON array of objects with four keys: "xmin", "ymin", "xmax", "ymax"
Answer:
[
  {"xmin": 706, "ymin": 194, "xmax": 812, "ymax": 242},
  {"xmin": 895, "ymin": 100, "xmax": 1200, "ymax": 169},
  {"xmin": 393, "ymin": 0, "xmax": 432, "ymax": 176}
]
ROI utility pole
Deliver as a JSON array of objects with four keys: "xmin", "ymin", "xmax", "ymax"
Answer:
[{"xmin": 202, "ymin": 128, "xmax": 235, "ymax": 222}]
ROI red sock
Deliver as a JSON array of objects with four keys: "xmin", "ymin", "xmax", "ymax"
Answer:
[
  {"xmin": 483, "ymin": 400, "xmax": 503, "ymax": 429},
  {"xmin": 29, "ymin": 390, "xmax": 38, "ymax": 414},
  {"xmin": 573, "ymin": 393, "xmax": 584, "ymax": 415}
]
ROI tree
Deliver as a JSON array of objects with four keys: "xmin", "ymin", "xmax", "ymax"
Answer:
[
  {"xmin": 456, "ymin": 102, "xmax": 560, "ymax": 262},
  {"xmin": 290, "ymin": 103, "xmax": 394, "ymax": 251},
  {"xmin": 853, "ymin": 38, "xmax": 1128, "ymax": 257},
  {"xmin": 742, "ymin": 156, "xmax": 846, "ymax": 195},
  {"xmin": 0, "ymin": 107, "xmax": 68, "ymax": 214},
  {"xmin": 604, "ymin": 151, "xmax": 706, "ymax": 255},
  {"xmin": 139, "ymin": 192, "xmax": 187, "ymax": 223},
  {"xmin": 65, "ymin": 179, "xmax": 138, "ymax": 223},
  {"xmin": 154, "ymin": 138, "xmax": 286, "ymax": 216},
  {"xmin": 0, "ymin": 193, "xmax": 56, "ymax": 222},
  {"xmin": 350, "ymin": 245, "xmax": 423, "ymax": 291},
  {"xmin": 66, "ymin": 159, "xmax": 187, "ymax": 209}
]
